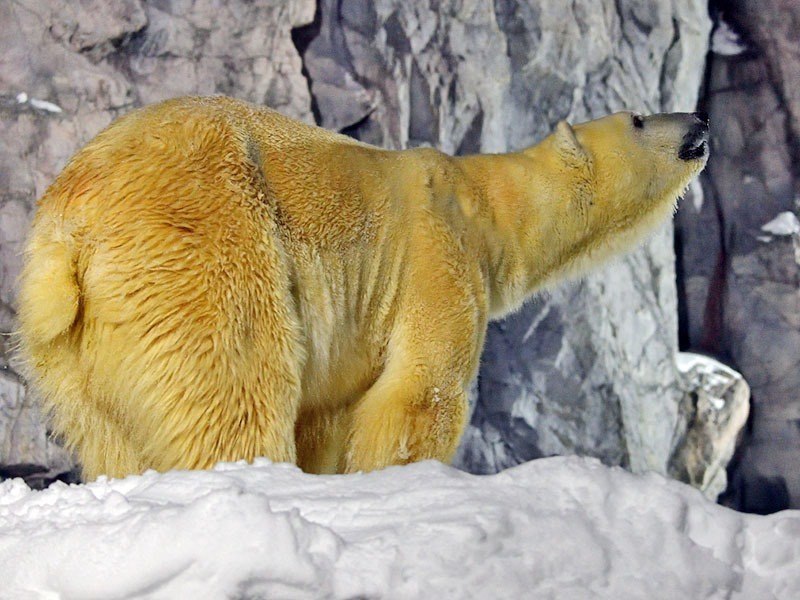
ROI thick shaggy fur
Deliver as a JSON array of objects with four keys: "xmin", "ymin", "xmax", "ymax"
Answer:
[{"xmin": 16, "ymin": 97, "xmax": 707, "ymax": 479}]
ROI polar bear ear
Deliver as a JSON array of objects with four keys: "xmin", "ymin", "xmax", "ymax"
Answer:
[{"xmin": 554, "ymin": 120, "xmax": 588, "ymax": 165}]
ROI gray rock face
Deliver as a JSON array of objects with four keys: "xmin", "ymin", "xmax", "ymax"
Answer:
[
  {"xmin": 0, "ymin": 0, "xmax": 315, "ymax": 481},
  {"xmin": 675, "ymin": 1, "xmax": 800, "ymax": 511},
  {"xmin": 2, "ymin": 0, "xmax": 744, "ymax": 495}
]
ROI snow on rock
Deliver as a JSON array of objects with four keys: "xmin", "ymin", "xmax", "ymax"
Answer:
[
  {"xmin": 760, "ymin": 212, "xmax": 800, "ymax": 237},
  {"xmin": 13, "ymin": 92, "xmax": 63, "ymax": 114},
  {"xmin": 758, "ymin": 213, "xmax": 800, "ymax": 264},
  {"xmin": 1, "ymin": 458, "xmax": 799, "ymax": 599},
  {"xmin": 711, "ymin": 15, "xmax": 749, "ymax": 57}
]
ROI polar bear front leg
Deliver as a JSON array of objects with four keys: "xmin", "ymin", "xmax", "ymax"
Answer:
[
  {"xmin": 342, "ymin": 372, "xmax": 470, "ymax": 473},
  {"xmin": 341, "ymin": 228, "xmax": 485, "ymax": 473}
]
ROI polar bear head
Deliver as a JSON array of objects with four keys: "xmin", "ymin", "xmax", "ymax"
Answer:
[
  {"xmin": 540, "ymin": 110, "xmax": 709, "ymax": 267},
  {"xmin": 568, "ymin": 110, "xmax": 706, "ymax": 187}
]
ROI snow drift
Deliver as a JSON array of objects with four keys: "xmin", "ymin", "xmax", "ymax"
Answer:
[{"xmin": 0, "ymin": 457, "xmax": 798, "ymax": 599}]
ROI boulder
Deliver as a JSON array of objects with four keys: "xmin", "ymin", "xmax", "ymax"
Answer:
[{"xmin": 668, "ymin": 352, "xmax": 750, "ymax": 500}]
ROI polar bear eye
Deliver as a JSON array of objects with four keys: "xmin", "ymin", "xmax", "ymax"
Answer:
[{"xmin": 632, "ymin": 114, "xmax": 645, "ymax": 129}]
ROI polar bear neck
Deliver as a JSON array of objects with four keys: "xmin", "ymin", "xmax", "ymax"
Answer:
[{"xmin": 451, "ymin": 149, "xmax": 673, "ymax": 319}]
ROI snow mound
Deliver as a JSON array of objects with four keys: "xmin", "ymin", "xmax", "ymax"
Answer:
[{"xmin": 1, "ymin": 457, "xmax": 798, "ymax": 599}]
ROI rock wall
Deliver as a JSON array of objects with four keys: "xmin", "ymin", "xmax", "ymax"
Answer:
[
  {"xmin": 676, "ymin": 0, "xmax": 800, "ymax": 511},
  {"xmin": 1, "ymin": 0, "xmax": 739, "ymax": 495},
  {"xmin": 0, "ymin": 0, "xmax": 315, "ymax": 485}
]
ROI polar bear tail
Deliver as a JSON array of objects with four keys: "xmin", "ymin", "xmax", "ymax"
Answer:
[{"xmin": 17, "ymin": 226, "xmax": 80, "ymax": 347}]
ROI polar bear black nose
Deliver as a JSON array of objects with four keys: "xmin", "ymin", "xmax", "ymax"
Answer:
[{"xmin": 679, "ymin": 115, "xmax": 709, "ymax": 161}]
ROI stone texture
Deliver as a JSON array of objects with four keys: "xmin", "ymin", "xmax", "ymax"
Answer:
[
  {"xmin": 0, "ymin": 0, "xmax": 315, "ymax": 482},
  {"xmin": 668, "ymin": 353, "xmax": 750, "ymax": 500},
  {"xmin": 675, "ymin": 2, "xmax": 800, "ymax": 511}
]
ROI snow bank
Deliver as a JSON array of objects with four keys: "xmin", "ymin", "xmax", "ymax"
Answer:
[{"xmin": 1, "ymin": 457, "xmax": 798, "ymax": 599}]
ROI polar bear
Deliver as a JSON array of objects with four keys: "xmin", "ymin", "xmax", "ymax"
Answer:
[{"xmin": 16, "ymin": 96, "xmax": 709, "ymax": 479}]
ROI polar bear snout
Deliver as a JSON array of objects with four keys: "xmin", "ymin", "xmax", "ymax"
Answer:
[{"xmin": 678, "ymin": 113, "xmax": 709, "ymax": 161}]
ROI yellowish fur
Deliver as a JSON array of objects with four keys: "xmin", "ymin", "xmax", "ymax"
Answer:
[{"xmin": 15, "ymin": 97, "xmax": 707, "ymax": 479}]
